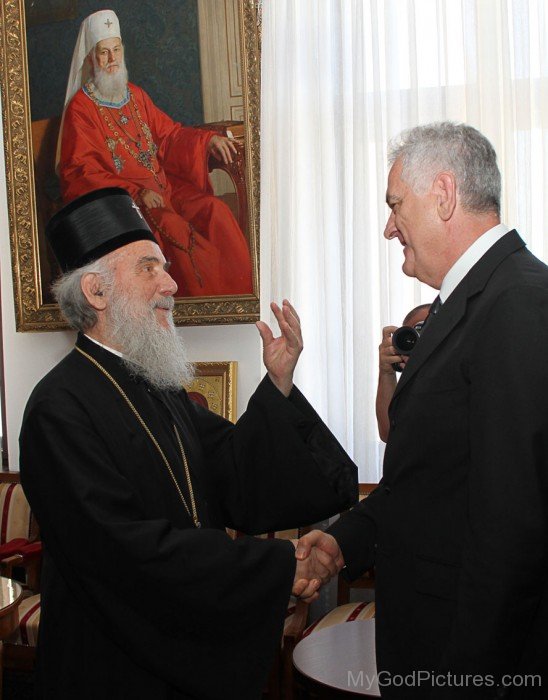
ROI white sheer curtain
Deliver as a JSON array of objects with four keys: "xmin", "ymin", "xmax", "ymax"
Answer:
[{"xmin": 260, "ymin": 0, "xmax": 548, "ymax": 481}]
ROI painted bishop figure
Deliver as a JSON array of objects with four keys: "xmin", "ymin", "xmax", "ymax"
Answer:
[{"xmin": 58, "ymin": 9, "xmax": 253, "ymax": 297}]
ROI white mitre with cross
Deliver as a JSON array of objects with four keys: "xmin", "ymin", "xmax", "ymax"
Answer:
[{"xmin": 63, "ymin": 9, "xmax": 121, "ymax": 108}]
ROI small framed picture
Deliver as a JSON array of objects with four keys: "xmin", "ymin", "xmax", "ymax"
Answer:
[{"xmin": 186, "ymin": 362, "xmax": 237, "ymax": 422}]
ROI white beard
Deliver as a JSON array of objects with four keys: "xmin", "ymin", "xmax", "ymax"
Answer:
[
  {"xmin": 107, "ymin": 292, "xmax": 194, "ymax": 391},
  {"xmin": 92, "ymin": 56, "xmax": 129, "ymax": 103}
]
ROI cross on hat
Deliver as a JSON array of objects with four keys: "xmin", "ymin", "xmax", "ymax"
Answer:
[
  {"xmin": 104, "ymin": 18, "xmax": 113, "ymax": 28},
  {"xmin": 132, "ymin": 201, "xmax": 144, "ymax": 219}
]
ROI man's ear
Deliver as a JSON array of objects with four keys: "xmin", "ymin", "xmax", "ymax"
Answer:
[
  {"xmin": 434, "ymin": 171, "xmax": 457, "ymax": 222},
  {"xmin": 81, "ymin": 273, "xmax": 107, "ymax": 311}
]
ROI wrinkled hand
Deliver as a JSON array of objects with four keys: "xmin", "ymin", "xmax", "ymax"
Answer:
[
  {"xmin": 255, "ymin": 300, "xmax": 303, "ymax": 397},
  {"xmin": 379, "ymin": 325, "xmax": 405, "ymax": 374},
  {"xmin": 208, "ymin": 134, "xmax": 238, "ymax": 164},
  {"xmin": 140, "ymin": 188, "xmax": 164, "ymax": 209},
  {"xmin": 290, "ymin": 536, "xmax": 342, "ymax": 601}
]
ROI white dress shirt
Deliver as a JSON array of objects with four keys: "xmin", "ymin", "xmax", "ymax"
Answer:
[{"xmin": 439, "ymin": 223, "xmax": 510, "ymax": 303}]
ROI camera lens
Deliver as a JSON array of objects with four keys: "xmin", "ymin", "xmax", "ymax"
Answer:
[{"xmin": 392, "ymin": 325, "xmax": 420, "ymax": 355}]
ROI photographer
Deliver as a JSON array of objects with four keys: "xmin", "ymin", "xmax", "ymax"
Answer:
[{"xmin": 375, "ymin": 303, "xmax": 430, "ymax": 441}]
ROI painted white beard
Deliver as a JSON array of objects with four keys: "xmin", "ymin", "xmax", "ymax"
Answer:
[
  {"xmin": 107, "ymin": 293, "xmax": 194, "ymax": 391},
  {"xmin": 92, "ymin": 60, "xmax": 129, "ymax": 103}
]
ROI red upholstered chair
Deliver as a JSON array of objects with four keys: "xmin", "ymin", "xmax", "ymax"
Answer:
[
  {"xmin": 4, "ymin": 594, "xmax": 40, "ymax": 658},
  {"xmin": 0, "ymin": 480, "xmax": 33, "ymax": 544},
  {"xmin": 0, "ymin": 473, "xmax": 42, "ymax": 672},
  {"xmin": 0, "ymin": 478, "xmax": 41, "ymax": 593}
]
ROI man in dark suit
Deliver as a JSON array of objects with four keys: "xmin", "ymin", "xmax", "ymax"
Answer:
[{"xmin": 298, "ymin": 122, "xmax": 548, "ymax": 698}]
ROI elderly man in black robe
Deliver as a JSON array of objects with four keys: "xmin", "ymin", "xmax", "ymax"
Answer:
[{"xmin": 19, "ymin": 187, "xmax": 357, "ymax": 700}]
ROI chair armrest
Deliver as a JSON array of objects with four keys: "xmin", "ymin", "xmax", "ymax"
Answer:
[
  {"xmin": 283, "ymin": 599, "xmax": 309, "ymax": 646},
  {"xmin": 0, "ymin": 543, "xmax": 42, "ymax": 593},
  {"xmin": 0, "ymin": 553, "xmax": 24, "ymax": 579},
  {"xmin": 0, "ymin": 539, "xmax": 30, "ymax": 559},
  {"xmin": 19, "ymin": 542, "xmax": 42, "ymax": 562}
]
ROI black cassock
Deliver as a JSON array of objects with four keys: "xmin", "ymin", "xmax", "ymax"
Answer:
[{"xmin": 20, "ymin": 333, "xmax": 357, "ymax": 699}]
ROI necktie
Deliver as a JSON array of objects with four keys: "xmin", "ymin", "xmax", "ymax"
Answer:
[{"xmin": 421, "ymin": 295, "xmax": 442, "ymax": 330}]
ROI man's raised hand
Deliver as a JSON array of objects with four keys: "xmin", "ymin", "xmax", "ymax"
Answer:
[{"xmin": 256, "ymin": 300, "xmax": 303, "ymax": 397}]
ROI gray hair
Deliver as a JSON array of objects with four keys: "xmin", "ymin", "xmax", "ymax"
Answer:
[
  {"xmin": 388, "ymin": 122, "xmax": 501, "ymax": 216},
  {"xmin": 52, "ymin": 257, "xmax": 114, "ymax": 331}
]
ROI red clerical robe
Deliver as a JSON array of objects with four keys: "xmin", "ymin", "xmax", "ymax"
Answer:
[{"xmin": 59, "ymin": 83, "xmax": 253, "ymax": 296}]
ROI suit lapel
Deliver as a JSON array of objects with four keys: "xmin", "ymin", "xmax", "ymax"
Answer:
[
  {"xmin": 393, "ymin": 287, "xmax": 466, "ymax": 397},
  {"xmin": 392, "ymin": 230, "xmax": 526, "ymax": 399}
]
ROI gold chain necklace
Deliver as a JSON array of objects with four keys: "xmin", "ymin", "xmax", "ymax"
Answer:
[
  {"xmin": 75, "ymin": 346, "xmax": 201, "ymax": 528},
  {"xmin": 86, "ymin": 82, "xmax": 165, "ymax": 191},
  {"xmin": 107, "ymin": 103, "xmax": 142, "ymax": 146}
]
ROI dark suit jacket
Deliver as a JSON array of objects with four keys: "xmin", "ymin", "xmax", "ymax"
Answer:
[{"xmin": 330, "ymin": 231, "xmax": 548, "ymax": 698}]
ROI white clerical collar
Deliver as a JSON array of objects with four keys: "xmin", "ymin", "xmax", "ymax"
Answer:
[
  {"xmin": 84, "ymin": 334, "xmax": 124, "ymax": 358},
  {"xmin": 440, "ymin": 223, "xmax": 510, "ymax": 303}
]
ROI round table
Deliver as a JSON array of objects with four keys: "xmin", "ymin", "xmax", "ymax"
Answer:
[
  {"xmin": 293, "ymin": 619, "xmax": 381, "ymax": 697},
  {"xmin": 0, "ymin": 577, "xmax": 23, "ymax": 697}
]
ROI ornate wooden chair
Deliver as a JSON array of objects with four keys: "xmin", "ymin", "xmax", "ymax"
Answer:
[
  {"xmin": 31, "ymin": 116, "xmax": 64, "ymax": 296},
  {"xmin": 31, "ymin": 116, "xmax": 63, "ymax": 226},
  {"xmin": 196, "ymin": 120, "xmax": 249, "ymax": 241}
]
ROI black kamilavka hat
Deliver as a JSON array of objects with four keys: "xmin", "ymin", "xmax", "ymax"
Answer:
[{"xmin": 46, "ymin": 187, "xmax": 156, "ymax": 272}]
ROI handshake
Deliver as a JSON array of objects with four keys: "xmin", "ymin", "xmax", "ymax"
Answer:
[{"xmin": 290, "ymin": 530, "xmax": 344, "ymax": 602}]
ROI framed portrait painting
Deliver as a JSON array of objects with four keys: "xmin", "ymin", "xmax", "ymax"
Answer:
[{"xmin": 0, "ymin": 0, "xmax": 261, "ymax": 330}]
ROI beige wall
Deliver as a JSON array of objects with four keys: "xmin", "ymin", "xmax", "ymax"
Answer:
[{"xmin": 0, "ymin": 101, "xmax": 263, "ymax": 469}]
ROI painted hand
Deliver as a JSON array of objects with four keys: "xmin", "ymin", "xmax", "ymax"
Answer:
[
  {"xmin": 208, "ymin": 134, "xmax": 237, "ymax": 164},
  {"xmin": 140, "ymin": 188, "xmax": 164, "ymax": 209}
]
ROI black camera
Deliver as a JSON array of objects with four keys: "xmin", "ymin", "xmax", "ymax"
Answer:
[{"xmin": 392, "ymin": 321, "xmax": 425, "ymax": 371}]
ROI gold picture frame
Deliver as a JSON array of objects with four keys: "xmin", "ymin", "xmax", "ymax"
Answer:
[
  {"xmin": 0, "ymin": 0, "xmax": 261, "ymax": 330},
  {"xmin": 186, "ymin": 361, "xmax": 237, "ymax": 422}
]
